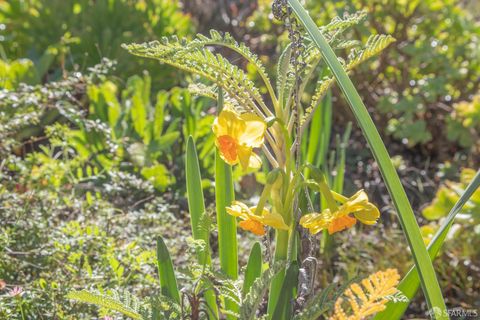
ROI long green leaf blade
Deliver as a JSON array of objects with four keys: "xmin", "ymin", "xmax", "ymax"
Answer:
[
  {"xmin": 156, "ymin": 236, "xmax": 181, "ymax": 304},
  {"xmin": 242, "ymin": 242, "xmax": 262, "ymax": 297},
  {"xmin": 215, "ymin": 88, "xmax": 238, "ymax": 319},
  {"xmin": 185, "ymin": 136, "xmax": 218, "ymax": 318},
  {"xmin": 375, "ymin": 170, "xmax": 480, "ymax": 319},
  {"xmin": 186, "ymin": 136, "xmax": 211, "ymax": 263},
  {"xmin": 272, "ymin": 261, "xmax": 299, "ymax": 320},
  {"xmin": 287, "ymin": 1, "xmax": 447, "ymax": 317}
]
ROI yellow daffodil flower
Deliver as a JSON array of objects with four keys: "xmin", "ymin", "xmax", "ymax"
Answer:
[
  {"xmin": 212, "ymin": 108, "xmax": 267, "ymax": 170},
  {"xmin": 300, "ymin": 190, "xmax": 380, "ymax": 235},
  {"xmin": 226, "ymin": 201, "xmax": 289, "ymax": 236}
]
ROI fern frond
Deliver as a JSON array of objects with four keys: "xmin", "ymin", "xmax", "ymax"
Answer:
[
  {"xmin": 197, "ymin": 211, "xmax": 213, "ymax": 235},
  {"xmin": 329, "ymin": 269, "xmax": 401, "ymax": 320},
  {"xmin": 188, "ymin": 83, "xmax": 218, "ymax": 100},
  {"xmin": 277, "ymin": 43, "xmax": 293, "ymax": 108},
  {"xmin": 123, "ymin": 40, "xmax": 271, "ymax": 118},
  {"xmin": 67, "ymin": 289, "xmax": 146, "ymax": 320},
  {"xmin": 240, "ymin": 261, "xmax": 285, "ymax": 320},
  {"xmin": 193, "ymin": 30, "xmax": 276, "ymax": 104},
  {"xmin": 334, "ymin": 40, "xmax": 362, "ymax": 50},
  {"xmin": 346, "ymin": 34, "xmax": 396, "ymax": 70},
  {"xmin": 301, "ymin": 34, "xmax": 394, "ymax": 129},
  {"xmin": 301, "ymin": 77, "xmax": 335, "ymax": 126},
  {"xmin": 216, "ymin": 278, "xmax": 242, "ymax": 307},
  {"xmin": 294, "ymin": 276, "xmax": 360, "ymax": 320},
  {"xmin": 321, "ymin": 11, "xmax": 368, "ymax": 35},
  {"xmin": 150, "ymin": 294, "xmax": 182, "ymax": 320},
  {"xmin": 188, "ymin": 83, "xmax": 243, "ymax": 111}
]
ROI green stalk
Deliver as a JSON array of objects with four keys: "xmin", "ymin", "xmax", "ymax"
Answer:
[
  {"xmin": 215, "ymin": 88, "xmax": 238, "ymax": 318},
  {"xmin": 186, "ymin": 136, "xmax": 218, "ymax": 319},
  {"xmin": 374, "ymin": 170, "xmax": 480, "ymax": 320},
  {"xmin": 288, "ymin": 1, "xmax": 447, "ymax": 317},
  {"xmin": 268, "ymin": 171, "xmax": 292, "ymax": 318}
]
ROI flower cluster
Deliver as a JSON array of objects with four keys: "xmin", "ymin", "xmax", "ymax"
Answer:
[{"xmin": 212, "ymin": 108, "xmax": 381, "ymax": 236}]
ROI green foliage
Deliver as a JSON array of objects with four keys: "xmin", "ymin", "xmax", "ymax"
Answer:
[
  {"xmin": 240, "ymin": 262, "xmax": 285, "ymax": 320},
  {"xmin": 446, "ymin": 95, "xmax": 480, "ymax": 148},
  {"xmin": 0, "ymin": 0, "xmax": 193, "ymax": 88},
  {"xmin": 377, "ymin": 169, "xmax": 480, "ymax": 319},
  {"xmin": 67, "ymin": 290, "xmax": 146, "ymax": 319},
  {"xmin": 422, "ymin": 168, "xmax": 480, "ymax": 220},
  {"xmin": 1, "ymin": 59, "xmax": 215, "ymax": 192},
  {"xmin": 156, "ymin": 237, "xmax": 180, "ymax": 304},
  {"xmin": 124, "ymin": 32, "xmax": 268, "ymax": 116},
  {"xmin": 0, "ymin": 59, "xmax": 37, "ymax": 89}
]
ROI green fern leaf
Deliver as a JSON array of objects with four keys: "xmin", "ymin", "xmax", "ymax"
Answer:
[
  {"xmin": 301, "ymin": 34, "xmax": 394, "ymax": 128},
  {"xmin": 346, "ymin": 34, "xmax": 396, "ymax": 70},
  {"xmin": 150, "ymin": 295, "xmax": 182, "ymax": 320},
  {"xmin": 240, "ymin": 261, "xmax": 285, "ymax": 320},
  {"xmin": 193, "ymin": 30, "xmax": 273, "ymax": 95},
  {"xmin": 294, "ymin": 277, "xmax": 360, "ymax": 320},
  {"xmin": 321, "ymin": 11, "xmax": 368, "ymax": 35},
  {"xmin": 123, "ymin": 36, "xmax": 270, "ymax": 118},
  {"xmin": 67, "ymin": 290, "xmax": 146, "ymax": 319}
]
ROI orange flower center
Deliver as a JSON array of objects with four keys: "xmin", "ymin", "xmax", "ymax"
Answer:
[
  {"xmin": 218, "ymin": 135, "xmax": 238, "ymax": 163},
  {"xmin": 239, "ymin": 219, "xmax": 265, "ymax": 236},
  {"xmin": 328, "ymin": 215, "xmax": 357, "ymax": 234}
]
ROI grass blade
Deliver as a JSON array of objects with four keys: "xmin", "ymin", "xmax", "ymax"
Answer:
[
  {"xmin": 374, "ymin": 169, "xmax": 480, "ymax": 319},
  {"xmin": 215, "ymin": 88, "xmax": 238, "ymax": 318},
  {"xmin": 242, "ymin": 242, "xmax": 262, "ymax": 297},
  {"xmin": 288, "ymin": 1, "xmax": 448, "ymax": 317},
  {"xmin": 156, "ymin": 237, "xmax": 181, "ymax": 304},
  {"xmin": 186, "ymin": 136, "xmax": 218, "ymax": 318}
]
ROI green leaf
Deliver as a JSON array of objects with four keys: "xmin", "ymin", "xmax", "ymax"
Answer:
[
  {"xmin": 242, "ymin": 242, "xmax": 262, "ymax": 297},
  {"xmin": 215, "ymin": 88, "xmax": 238, "ymax": 319},
  {"xmin": 374, "ymin": 169, "xmax": 480, "ymax": 320},
  {"xmin": 185, "ymin": 136, "xmax": 218, "ymax": 318},
  {"xmin": 156, "ymin": 237, "xmax": 181, "ymax": 304},
  {"xmin": 186, "ymin": 136, "xmax": 210, "ymax": 263},
  {"xmin": 272, "ymin": 262, "xmax": 299, "ymax": 320},
  {"xmin": 288, "ymin": 0, "xmax": 448, "ymax": 317}
]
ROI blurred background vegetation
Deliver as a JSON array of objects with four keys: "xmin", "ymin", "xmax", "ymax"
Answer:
[{"xmin": 0, "ymin": 0, "xmax": 479, "ymax": 318}]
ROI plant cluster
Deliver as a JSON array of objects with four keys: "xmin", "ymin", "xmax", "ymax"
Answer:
[{"xmin": 67, "ymin": 3, "xmax": 432, "ymax": 319}]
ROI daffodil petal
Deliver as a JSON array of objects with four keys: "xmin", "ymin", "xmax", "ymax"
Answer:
[
  {"xmin": 261, "ymin": 212, "xmax": 289, "ymax": 230},
  {"xmin": 237, "ymin": 144, "xmax": 253, "ymax": 170},
  {"xmin": 238, "ymin": 113, "xmax": 267, "ymax": 147},
  {"xmin": 226, "ymin": 201, "xmax": 250, "ymax": 220},
  {"xmin": 354, "ymin": 204, "xmax": 380, "ymax": 225},
  {"xmin": 212, "ymin": 109, "xmax": 245, "ymax": 137},
  {"xmin": 248, "ymin": 152, "xmax": 262, "ymax": 169},
  {"xmin": 328, "ymin": 215, "xmax": 357, "ymax": 234},
  {"xmin": 300, "ymin": 212, "xmax": 330, "ymax": 235},
  {"xmin": 239, "ymin": 219, "xmax": 265, "ymax": 236}
]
